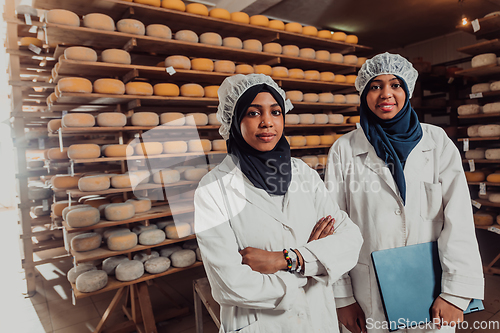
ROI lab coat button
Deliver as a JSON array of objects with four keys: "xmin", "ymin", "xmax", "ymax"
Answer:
[{"xmin": 395, "ymin": 209, "xmax": 401, "ymax": 215}]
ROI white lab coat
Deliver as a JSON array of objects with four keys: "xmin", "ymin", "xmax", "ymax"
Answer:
[
  {"xmin": 194, "ymin": 156, "xmax": 363, "ymax": 333},
  {"xmin": 325, "ymin": 124, "xmax": 484, "ymax": 333}
]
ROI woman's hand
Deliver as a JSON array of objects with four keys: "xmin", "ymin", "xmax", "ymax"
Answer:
[
  {"xmin": 239, "ymin": 247, "xmax": 286, "ymax": 274},
  {"xmin": 308, "ymin": 216, "xmax": 335, "ymax": 242},
  {"xmin": 431, "ymin": 296, "xmax": 463, "ymax": 329},
  {"xmin": 337, "ymin": 302, "xmax": 367, "ymax": 333}
]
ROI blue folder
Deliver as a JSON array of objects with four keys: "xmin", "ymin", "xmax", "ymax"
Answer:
[{"xmin": 371, "ymin": 242, "xmax": 483, "ymax": 331}]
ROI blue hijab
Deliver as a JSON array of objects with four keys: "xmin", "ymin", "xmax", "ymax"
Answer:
[{"xmin": 359, "ymin": 76, "xmax": 423, "ymax": 204}]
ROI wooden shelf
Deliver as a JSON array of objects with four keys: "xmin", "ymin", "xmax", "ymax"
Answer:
[
  {"xmin": 458, "ymin": 39, "xmax": 500, "ymax": 56},
  {"xmin": 455, "ymin": 64, "xmax": 500, "ymax": 78},
  {"xmin": 458, "ymin": 111, "xmax": 500, "ymax": 119},
  {"xmin": 67, "ymin": 181, "xmax": 197, "ymax": 198},
  {"xmin": 69, "ymin": 152, "xmax": 226, "ymax": 164},
  {"xmin": 475, "ymin": 198, "xmax": 500, "ymax": 208},
  {"xmin": 458, "ymin": 137, "xmax": 500, "ymax": 142},
  {"xmin": 290, "ymin": 145, "xmax": 332, "ymax": 150},
  {"xmin": 71, "ymin": 261, "xmax": 203, "ymax": 299},
  {"xmin": 468, "ymin": 182, "xmax": 500, "ymax": 186},
  {"xmin": 457, "ymin": 14, "xmax": 500, "ymax": 40},
  {"xmin": 463, "ymin": 159, "xmax": 500, "ymax": 164}
]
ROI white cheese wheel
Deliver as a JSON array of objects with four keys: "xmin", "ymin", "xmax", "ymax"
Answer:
[
  {"xmin": 212, "ymin": 139, "xmax": 226, "ymax": 151},
  {"xmin": 305, "ymin": 135, "xmax": 321, "ymax": 146},
  {"xmin": 67, "ymin": 263, "xmax": 97, "ymax": 283},
  {"xmin": 231, "ymin": 12, "xmax": 250, "ymax": 24},
  {"xmin": 71, "ymin": 232, "xmax": 102, "ymax": 252},
  {"xmin": 208, "ymin": 113, "xmax": 220, "ymax": 125},
  {"xmin": 131, "ymin": 112, "xmax": 159, "ymax": 126},
  {"xmin": 180, "ymin": 83, "xmax": 204, "ymax": 97},
  {"xmin": 154, "ymin": 83, "xmax": 180, "ymax": 96},
  {"xmin": 483, "ymin": 102, "xmax": 500, "ymax": 114},
  {"xmin": 175, "ymin": 30, "xmax": 198, "ymax": 43},
  {"xmin": 334, "ymin": 75, "xmax": 347, "ymax": 83},
  {"xmin": 199, "ymin": 32, "xmax": 222, "ymax": 46},
  {"xmin": 282, "ymin": 45, "xmax": 300, "ymax": 57},
  {"xmin": 46, "ymin": 9, "xmax": 80, "ymax": 27},
  {"xmin": 64, "ymin": 46, "xmax": 97, "ymax": 62},
  {"xmin": 182, "ymin": 239, "xmax": 198, "ymax": 250},
  {"xmin": 318, "ymin": 93, "xmax": 334, "ymax": 103},
  {"xmin": 185, "ymin": 113, "xmax": 208, "ymax": 125},
  {"xmin": 153, "ymin": 169, "xmax": 180, "ymax": 184},
  {"xmin": 171, "ymin": 249, "xmax": 196, "ymax": 267},
  {"xmin": 29, "ymin": 185, "xmax": 52, "ymax": 201},
  {"xmin": 235, "ymin": 64, "xmax": 254, "ymax": 74},
  {"xmin": 62, "ymin": 113, "xmax": 95, "ymax": 127},
  {"xmin": 467, "ymin": 125, "xmax": 481, "ymax": 137},
  {"xmin": 102, "ymin": 256, "xmax": 129, "ymax": 275},
  {"xmin": 478, "ymin": 125, "xmax": 500, "ymax": 137},
  {"xmin": 83, "ymin": 13, "xmax": 115, "ymax": 31},
  {"xmin": 132, "ymin": 225, "xmax": 158, "ymax": 235},
  {"xmin": 472, "ymin": 83, "xmax": 491, "ymax": 94},
  {"xmin": 465, "ymin": 149, "xmax": 486, "ymax": 159},
  {"xmin": 196, "ymin": 248, "xmax": 202, "ymax": 261},
  {"xmin": 285, "ymin": 114, "xmax": 300, "ymax": 125},
  {"xmin": 286, "ymin": 90, "xmax": 303, "ymax": 102},
  {"xmin": 320, "ymin": 135, "xmax": 335, "ymax": 145},
  {"xmin": 125, "ymin": 82, "xmax": 153, "ymax": 96},
  {"xmin": 485, "ymin": 149, "xmax": 500, "ymax": 160},
  {"xmin": 204, "ymin": 85, "xmax": 219, "ymax": 98},
  {"xmin": 139, "ymin": 229, "xmax": 165, "ymax": 245},
  {"xmin": 314, "ymin": 114, "xmax": 329, "ymax": 124},
  {"xmin": 160, "ymin": 244, "xmax": 182, "ymax": 257},
  {"xmin": 76, "ymin": 270, "xmax": 107, "ymax": 293},
  {"xmin": 101, "ymin": 49, "xmax": 131, "ymax": 64},
  {"xmin": 163, "ymin": 141, "xmax": 188, "ymax": 153},
  {"xmin": 161, "ymin": 112, "xmax": 185, "ymax": 125},
  {"xmin": 272, "ymin": 66, "xmax": 289, "ymax": 78},
  {"xmin": 330, "ymin": 53, "xmax": 344, "ymax": 63},
  {"xmin": 165, "ymin": 222, "xmax": 191, "ymax": 239},
  {"xmin": 474, "ymin": 213, "xmax": 494, "ymax": 226},
  {"xmin": 304, "ymin": 70, "xmax": 320, "ymax": 81},
  {"xmin": 78, "ymin": 175, "xmax": 110, "ymax": 192},
  {"xmin": 490, "ymin": 194, "xmax": 500, "ymax": 203},
  {"xmin": 134, "ymin": 142, "xmax": 163, "ymax": 155},
  {"xmin": 263, "ymin": 43, "xmax": 282, "ymax": 54},
  {"xmin": 96, "ymin": 112, "xmax": 127, "ymax": 127},
  {"xmin": 191, "ymin": 58, "xmax": 214, "ymax": 72},
  {"xmin": 111, "ymin": 173, "xmax": 139, "ymax": 188},
  {"xmin": 346, "ymin": 94, "xmax": 360, "ymax": 104},
  {"xmin": 58, "ymin": 77, "xmax": 92, "ymax": 93},
  {"xmin": 209, "ymin": 8, "xmax": 230, "ymax": 20},
  {"xmin": 66, "ymin": 207, "xmax": 100, "ymax": 228},
  {"xmin": 290, "ymin": 136, "xmax": 306, "ymax": 147},
  {"xmin": 104, "ymin": 145, "xmax": 133, "ymax": 157},
  {"xmin": 471, "ymin": 53, "xmax": 497, "ymax": 68},
  {"xmin": 299, "ymin": 114, "xmax": 315, "ymax": 124},
  {"xmin": 68, "ymin": 144, "xmax": 100, "ymax": 159},
  {"xmin": 253, "ymin": 65, "xmax": 272, "ymax": 75},
  {"xmin": 186, "ymin": 3, "xmax": 208, "ymax": 15},
  {"xmin": 288, "ymin": 68, "xmax": 305, "ymax": 79},
  {"xmin": 301, "ymin": 155, "xmax": 319, "ymax": 168},
  {"xmin": 188, "ymin": 139, "xmax": 211, "ymax": 152},
  {"xmin": 116, "ymin": 19, "xmax": 145, "ymax": 35},
  {"xmin": 146, "ymin": 24, "xmax": 171, "ymax": 39},
  {"xmin": 223, "ymin": 37, "xmax": 243, "ymax": 49},
  {"xmin": 249, "ymin": 15, "xmax": 269, "ymax": 27},
  {"xmin": 333, "ymin": 94, "xmax": 346, "ymax": 103},
  {"xmin": 184, "ymin": 168, "xmax": 208, "ymax": 181},
  {"xmin": 105, "ymin": 203, "xmax": 135, "ymax": 221},
  {"xmin": 165, "ymin": 55, "xmax": 191, "ymax": 69},
  {"xmin": 490, "ymin": 81, "xmax": 500, "ymax": 91},
  {"xmin": 115, "ymin": 260, "xmax": 144, "ymax": 281},
  {"xmin": 214, "ymin": 60, "xmax": 236, "ymax": 73},
  {"xmin": 144, "ymin": 257, "xmax": 170, "ymax": 274},
  {"xmin": 243, "ymin": 39, "xmax": 262, "ymax": 52},
  {"xmin": 332, "ymin": 32, "xmax": 347, "ymax": 41},
  {"xmin": 344, "ymin": 55, "xmax": 358, "ymax": 65},
  {"xmin": 285, "ymin": 22, "xmax": 302, "ymax": 33},
  {"xmin": 299, "ymin": 48, "xmax": 315, "ymax": 59},
  {"xmin": 303, "ymin": 93, "xmax": 319, "ymax": 102},
  {"xmin": 329, "ymin": 114, "xmax": 344, "ymax": 124}
]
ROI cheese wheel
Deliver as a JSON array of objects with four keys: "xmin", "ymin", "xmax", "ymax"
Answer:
[
  {"xmin": 115, "ymin": 260, "xmax": 143, "ymax": 281},
  {"xmin": 318, "ymin": 155, "xmax": 328, "ymax": 166},
  {"xmin": 180, "ymin": 83, "xmax": 204, "ymax": 97},
  {"xmin": 146, "ymin": 24, "xmax": 172, "ymax": 39},
  {"xmin": 288, "ymin": 68, "xmax": 305, "ymax": 79},
  {"xmin": 102, "ymin": 256, "xmax": 129, "ymax": 275},
  {"xmin": 228, "ymin": 11, "xmax": 249, "ymax": 23},
  {"xmin": 243, "ymin": 39, "xmax": 263, "ymax": 52},
  {"xmin": 485, "ymin": 149, "xmax": 500, "ymax": 160},
  {"xmin": 490, "ymin": 194, "xmax": 500, "ymax": 203},
  {"xmin": 314, "ymin": 114, "xmax": 329, "ymax": 124},
  {"xmin": 334, "ymin": 75, "xmax": 347, "ymax": 83},
  {"xmin": 52, "ymin": 175, "xmax": 80, "ymax": 189},
  {"xmin": 282, "ymin": 45, "xmax": 300, "ymax": 57},
  {"xmin": 71, "ymin": 232, "xmax": 102, "ymax": 252},
  {"xmin": 302, "ymin": 155, "xmax": 319, "ymax": 168},
  {"xmin": 318, "ymin": 93, "xmax": 334, "ymax": 103},
  {"xmin": 175, "ymin": 30, "xmax": 198, "ymax": 43},
  {"xmin": 62, "ymin": 204, "xmax": 90, "ymax": 221},
  {"xmin": 269, "ymin": 20, "xmax": 285, "ymax": 30},
  {"xmin": 134, "ymin": 0, "xmax": 161, "ymax": 6},
  {"xmin": 67, "ymin": 264, "xmax": 97, "ymax": 283},
  {"xmin": 28, "ymin": 161, "xmax": 44, "ymax": 169},
  {"xmin": 345, "ymin": 35, "xmax": 358, "ymax": 44},
  {"xmin": 212, "ymin": 139, "xmax": 226, "ymax": 151},
  {"xmin": 105, "ymin": 202, "xmax": 135, "ymax": 221},
  {"xmin": 116, "ymin": 19, "xmax": 145, "ymax": 35},
  {"xmin": 47, "ymin": 148, "xmax": 68, "ymax": 160},
  {"xmin": 161, "ymin": 112, "xmax": 185, "ymax": 125},
  {"xmin": 68, "ymin": 144, "xmax": 100, "ymax": 159},
  {"xmin": 222, "ymin": 37, "xmax": 243, "ymax": 49},
  {"xmin": 209, "ymin": 8, "xmax": 230, "ymax": 20},
  {"xmin": 204, "ymin": 85, "xmax": 219, "ymax": 98},
  {"xmin": 139, "ymin": 229, "xmax": 165, "ymax": 245},
  {"xmin": 346, "ymin": 94, "xmax": 360, "ymax": 104},
  {"xmin": 200, "ymin": 32, "xmax": 222, "ymax": 46},
  {"xmin": 153, "ymin": 169, "xmax": 180, "ymax": 184},
  {"xmin": 315, "ymin": 50, "xmax": 330, "ymax": 61},
  {"xmin": 348, "ymin": 116, "xmax": 360, "ymax": 124},
  {"xmin": 161, "ymin": 0, "xmax": 185, "ymax": 11},
  {"xmin": 64, "ymin": 46, "xmax": 97, "ymax": 62},
  {"xmin": 47, "ymin": 119, "xmax": 62, "ymax": 133},
  {"xmin": 290, "ymin": 136, "xmax": 306, "ymax": 147},
  {"xmin": 83, "ymin": 197, "xmax": 110, "ymax": 209},
  {"xmin": 471, "ymin": 53, "xmax": 497, "ymax": 68},
  {"xmin": 465, "ymin": 149, "xmax": 486, "ymax": 160},
  {"xmin": 253, "ymin": 65, "xmax": 272, "ymax": 75},
  {"xmin": 303, "ymin": 93, "xmax": 319, "ymax": 103},
  {"xmin": 332, "ymin": 32, "xmax": 347, "ymax": 41},
  {"xmin": 487, "ymin": 173, "xmax": 500, "ymax": 183},
  {"xmin": 478, "ymin": 125, "xmax": 500, "ymax": 137},
  {"xmin": 330, "ymin": 53, "xmax": 344, "ymax": 63},
  {"xmin": 329, "ymin": 114, "xmax": 344, "ymax": 124},
  {"xmin": 208, "ymin": 113, "xmax": 220, "ymax": 125},
  {"xmin": 93, "ymin": 79, "xmax": 125, "ymax": 95},
  {"xmin": 305, "ymin": 135, "xmax": 321, "ymax": 146},
  {"xmin": 299, "ymin": 114, "xmax": 315, "ymax": 124},
  {"xmin": 131, "ymin": 112, "xmax": 159, "ymax": 126},
  {"xmin": 490, "ymin": 81, "xmax": 500, "ymax": 91},
  {"xmin": 320, "ymin": 135, "xmax": 335, "ymax": 145},
  {"xmin": 467, "ymin": 125, "xmax": 481, "ymax": 137},
  {"xmin": 344, "ymin": 55, "xmax": 358, "ymax": 65},
  {"xmin": 46, "ymin": 9, "xmax": 80, "ymax": 27},
  {"xmin": 302, "ymin": 26, "xmax": 318, "ymax": 36},
  {"xmin": 125, "ymin": 82, "xmax": 153, "ymax": 96},
  {"xmin": 101, "ymin": 49, "xmax": 131, "ymax": 64},
  {"xmin": 285, "ymin": 114, "xmax": 300, "ymax": 125},
  {"xmin": 320, "ymin": 72, "xmax": 335, "ymax": 82},
  {"xmin": 474, "ymin": 213, "xmax": 494, "ymax": 226},
  {"xmin": 163, "ymin": 141, "xmax": 188, "ymax": 153},
  {"xmin": 189, "ymin": 58, "xmax": 213, "ymax": 72},
  {"xmin": 465, "ymin": 171, "xmax": 485, "ymax": 182},
  {"xmin": 78, "ymin": 175, "xmax": 111, "ymax": 192},
  {"xmin": 83, "ymin": 13, "xmax": 115, "ymax": 31},
  {"xmin": 299, "ymin": 48, "xmax": 316, "ymax": 59},
  {"xmin": 104, "ymin": 145, "xmax": 133, "ymax": 157},
  {"xmin": 214, "ymin": 60, "xmax": 236, "ymax": 73},
  {"xmin": 58, "ymin": 77, "xmax": 92, "ymax": 93},
  {"xmin": 483, "ymin": 102, "xmax": 500, "ymax": 114},
  {"xmin": 62, "ymin": 113, "xmax": 95, "ymax": 127},
  {"xmin": 52, "ymin": 200, "xmax": 70, "ymax": 217},
  {"xmin": 317, "ymin": 30, "xmax": 332, "ymax": 39},
  {"xmin": 144, "ymin": 257, "xmax": 170, "ymax": 274},
  {"xmin": 285, "ymin": 22, "xmax": 302, "ymax": 33},
  {"xmin": 263, "ymin": 43, "xmax": 282, "ymax": 54},
  {"xmin": 171, "ymin": 249, "xmax": 196, "ymax": 267},
  {"xmin": 111, "ymin": 173, "xmax": 139, "ymax": 188},
  {"xmin": 165, "ymin": 55, "xmax": 191, "ymax": 69},
  {"xmin": 286, "ymin": 90, "xmax": 303, "ymax": 102},
  {"xmin": 186, "ymin": 3, "xmax": 208, "ymax": 15},
  {"xmin": 66, "ymin": 207, "xmax": 100, "ymax": 228},
  {"xmin": 134, "ymin": 141, "xmax": 163, "ymax": 155},
  {"xmin": 346, "ymin": 75, "xmax": 357, "ymax": 84},
  {"xmin": 184, "ymin": 168, "xmax": 208, "ymax": 181},
  {"xmin": 250, "ymin": 15, "xmax": 269, "ymax": 27},
  {"xmin": 96, "ymin": 112, "xmax": 126, "ymax": 127},
  {"xmin": 472, "ymin": 83, "xmax": 491, "ymax": 94},
  {"xmin": 304, "ymin": 70, "xmax": 320, "ymax": 81},
  {"xmin": 160, "ymin": 244, "xmax": 182, "ymax": 257},
  {"xmin": 165, "ymin": 222, "xmax": 192, "ymax": 239},
  {"xmin": 188, "ymin": 139, "xmax": 211, "ymax": 152},
  {"xmin": 154, "ymin": 83, "xmax": 180, "ymax": 96},
  {"xmin": 235, "ymin": 64, "xmax": 254, "ymax": 74},
  {"xmin": 272, "ymin": 66, "xmax": 289, "ymax": 78}
]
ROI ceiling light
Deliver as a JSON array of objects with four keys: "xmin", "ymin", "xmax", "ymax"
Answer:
[{"xmin": 462, "ymin": 16, "xmax": 468, "ymax": 25}]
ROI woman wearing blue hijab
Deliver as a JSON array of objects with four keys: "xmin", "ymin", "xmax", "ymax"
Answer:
[{"xmin": 325, "ymin": 53, "xmax": 484, "ymax": 333}]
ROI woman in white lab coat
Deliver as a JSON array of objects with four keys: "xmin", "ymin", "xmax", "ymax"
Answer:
[
  {"xmin": 325, "ymin": 53, "xmax": 484, "ymax": 333},
  {"xmin": 194, "ymin": 74, "xmax": 363, "ymax": 333}
]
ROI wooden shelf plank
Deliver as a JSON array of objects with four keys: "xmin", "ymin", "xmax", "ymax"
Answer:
[
  {"xmin": 290, "ymin": 145, "xmax": 332, "ymax": 150},
  {"xmin": 458, "ymin": 111, "xmax": 500, "ymax": 119},
  {"xmin": 463, "ymin": 159, "xmax": 500, "ymax": 164},
  {"xmin": 475, "ymin": 198, "xmax": 500, "ymax": 208},
  {"xmin": 468, "ymin": 182, "xmax": 500, "ymax": 186},
  {"xmin": 67, "ymin": 181, "xmax": 197, "ymax": 198},
  {"xmin": 456, "ymin": 15, "xmax": 500, "ymax": 40},
  {"xmin": 458, "ymin": 39, "xmax": 500, "ymax": 56},
  {"xmin": 455, "ymin": 64, "xmax": 500, "ymax": 78},
  {"xmin": 458, "ymin": 137, "xmax": 500, "ymax": 142},
  {"xmin": 69, "ymin": 152, "xmax": 226, "ymax": 164}
]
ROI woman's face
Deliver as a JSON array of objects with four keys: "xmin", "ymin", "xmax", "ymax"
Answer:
[
  {"xmin": 240, "ymin": 92, "xmax": 284, "ymax": 151},
  {"xmin": 366, "ymin": 74, "xmax": 406, "ymax": 120}
]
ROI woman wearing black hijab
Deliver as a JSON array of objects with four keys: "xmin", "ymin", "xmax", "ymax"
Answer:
[{"xmin": 194, "ymin": 74, "xmax": 362, "ymax": 333}]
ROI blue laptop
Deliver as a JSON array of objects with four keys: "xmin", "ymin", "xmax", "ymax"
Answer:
[{"xmin": 371, "ymin": 242, "xmax": 483, "ymax": 331}]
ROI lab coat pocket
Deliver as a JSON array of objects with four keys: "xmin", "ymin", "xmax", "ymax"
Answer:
[
  {"xmin": 420, "ymin": 182, "xmax": 444, "ymax": 222},
  {"xmin": 350, "ymin": 263, "xmax": 372, "ymax": 317}
]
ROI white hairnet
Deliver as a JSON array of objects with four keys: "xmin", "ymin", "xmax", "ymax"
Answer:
[
  {"xmin": 216, "ymin": 74, "xmax": 293, "ymax": 140},
  {"xmin": 355, "ymin": 52, "xmax": 419, "ymax": 98}
]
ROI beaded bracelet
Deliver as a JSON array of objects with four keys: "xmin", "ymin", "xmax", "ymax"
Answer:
[{"xmin": 283, "ymin": 249, "xmax": 293, "ymax": 273}]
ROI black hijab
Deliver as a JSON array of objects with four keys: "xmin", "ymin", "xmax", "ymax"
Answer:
[{"xmin": 226, "ymin": 84, "xmax": 291, "ymax": 195}]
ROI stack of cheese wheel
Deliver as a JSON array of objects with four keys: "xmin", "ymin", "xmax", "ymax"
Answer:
[
  {"xmin": 458, "ymin": 104, "xmax": 481, "ymax": 116},
  {"xmin": 471, "ymin": 53, "xmax": 497, "ymax": 68}
]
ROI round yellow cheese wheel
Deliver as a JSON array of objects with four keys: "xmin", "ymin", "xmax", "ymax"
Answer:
[
  {"xmin": 243, "ymin": 39, "xmax": 262, "ymax": 52},
  {"xmin": 83, "ymin": 13, "xmax": 115, "ymax": 31},
  {"xmin": 330, "ymin": 53, "xmax": 344, "ymax": 63},
  {"xmin": 487, "ymin": 173, "xmax": 500, "ymax": 183},
  {"xmin": 318, "ymin": 93, "xmax": 334, "ymax": 103},
  {"xmin": 344, "ymin": 55, "xmax": 358, "ymax": 65},
  {"xmin": 315, "ymin": 50, "xmax": 330, "ymax": 61},
  {"xmin": 320, "ymin": 72, "xmax": 335, "ymax": 82},
  {"xmin": 47, "ymin": 148, "xmax": 69, "ymax": 161},
  {"xmin": 135, "ymin": 142, "xmax": 163, "ymax": 155},
  {"xmin": 111, "ymin": 173, "xmax": 139, "ymax": 188},
  {"xmin": 46, "ymin": 9, "xmax": 80, "ymax": 27},
  {"xmin": 332, "ymin": 32, "xmax": 347, "ymax": 41},
  {"xmin": 302, "ymin": 26, "xmax": 318, "ymax": 36},
  {"xmin": 346, "ymin": 75, "xmax": 357, "ymax": 84},
  {"xmin": 47, "ymin": 119, "xmax": 62, "ymax": 133},
  {"xmin": 250, "ymin": 15, "xmax": 269, "ymax": 27},
  {"xmin": 268, "ymin": 20, "xmax": 285, "ymax": 30},
  {"xmin": 107, "ymin": 231, "xmax": 137, "ymax": 250},
  {"xmin": 357, "ymin": 57, "xmax": 367, "ymax": 66},
  {"xmin": 180, "ymin": 83, "xmax": 204, "ymax": 97},
  {"xmin": 64, "ymin": 46, "xmax": 97, "ymax": 62},
  {"xmin": 186, "ymin": 3, "xmax": 208, "ymax": 16},
  {"xmin": 286, "ymin": 90, "xmax": 303, "ymax": 102},
  {"xmin": 117, "ymin": 19, "xmax": 145, "ymax": 35},
  {"xmin": 347, "ymin": 116, "xmax": 360, "ymax": 124},
  {"xmin": 474, "ymin": 213, "xmax": 494, "ymax": 226},
  {"xmin": 253, "ymin": 65, "xmax": 272, "ymax": 75},
  {"xmin": 188, "ymin": 139, "xmax": 211, "ymax": 152},
  {"xmin": 105, "ymin": 203, "xmax": 135, "ymax": 221},
  {"xmin": 303, "ymin": 93, "xmax": 319, "ymax": 103},
  {"xmin": 101, "ymin": 49, "xmax": 131, "ymax": 64},
  {"xmin": 345, "ymin": 35, "xmax": 358, "ymax": 44},
  {"xmin": 185, "ymin": 113, "xmax": 208, "ymax": 125},
  {"xmin": 305, "ymin": 135, "xmax": 321, "ymax": 146},
  {"xmin": 299, "ymin": 48, "xmax": 315, "ymax": 59},
  {"xmin": 153, "ymin": 169, "xmax": 180, "ymax": 184},
  {"xmin": 212, "ymin": 139, "xmax": 226, "ymax": 151},
  {"xmin": 214, "ymin": 60, "xmax": 236, "ymax": 73},
  {"xmin": 126, "ymin": 198, "xmax": 151, "ymax": 213},
  {"xmin": 304, "ymin": 70, "xmax": 320, "ymax": 81},
  {"xmin": 301, "ymin": 155, "xmax": 319, "ymax": 168},
  {"xmin": 58, "ymin": 77, "xmax": 92, "ymax": 93},
  {"xmin": 222, "ymin": 37, "xmax": 243, "ymax": 49},
  {"xmin": 93, "ymin": 79, "xmax": 125, "ymax": 95},
  {"xmin": 334, "ymin": 75, "xmax": 347, "ymax": 83},
  {"xmin": 52, "ymin": 200, "xmax": 70, "ymax": 217},
  {"xmin": 272, "ymin": 66, "xmax": 289, "ymax": 78},
  {"xmin": 465, "ymin": 171, "xmax": 485, "ymax": 182},
  {"xmin": 52, "ymin": 175, "xmax": 80, "ymax": 189},
  {"xmin": 235, "ymin": 64, "xmax": 254, "ymax": 74},
  {"xmin": 320, "ymin": 135, "xmax": 335, "ymax": 145},
  {"xmin": 125, "ymin": 82, "xmax": 153, "ymax": 96},
  {"xmin": 329, "ymin": 114, "xmax": 344, "ymax": 124},
  {"xmin": 163, "ymin": 141, "xmax": 188, "ymax": 154},
  {"xmin": 131, "ymin": 112, "xmax": 159, "ymax": 126},
  {"xmin": 285, "ymin": 22, "xmax": 302, "ymax": 33},
  {"xmin": 68, "ymin": 144, "xmax": 101, "ymax": 159},
  {"xmin": 19, "ymin": 37, "xmax": 43, "ymax": 48},
  {"xmin": 191, "ymin": 58, "xmax": 214, "ymax": 72},
  {"xmin": 231, "ymin": 12, "xmax": 250, "ymax": 24},
  {"xmin": 135, "ymin": 0, "xmax": 160, "ymax": 6},
  {"xmin": 287, "ymin": 68, "xmax": 304, "ymax": 79},
  {"xmin": 208, "ymin": 113, "xmax": 220, "ymax": 125},
  {"xmin": 79, "ymin": 175, "xmax": 111, "ymax": 192},
  {"xmin": 282, "ymin": 45, "xmax": 299, "ymax": 57},
  {"xmin": 290, "ymin": 136, "xmax": 306, "ymax": 147},
  {"xmin": 263, "ymin": 43, "xmax": 282, "ymax": 54},
  {"xmin": 146, "ymin": 24, "xmax": 172, "ymax": 39},
  {"xmin": 104, "ymin": 145, "xmax": 133, "ymax": 157},
  {"xmin": 346, "ymin": 94, "xmax": 360, "ymax": 104},
  {"xmin": 285, "ymin": 114, "xmax": 300, "ymax": 125},
  {"xmin": 161, "ymin": 0, "xmax": 185, "ymax": 11},
  {"xmin": 209, "ymin": 8, "xmax": 230, "ymax": 20},
  {"xmin": 62, "ymin": 113, "xmax": 95, "ymax": 127},
  {"xmin": 317, "ymin": 30, "xmax": 332, "ymax": 39},
  {"xmin": 154, "ymin": 83, "xmax": 180, "ymax": 96},
  {"xmin": 204, "ymin": 85, "xmax": 219, "ymax": 98},
  {"xmin": 200, "ymin": 32, "xmax": 222, "ymax": 46},
  {"xmin": 165, "ymin": 55, "xmax": 191, "ymax": 69},
  {"xmin": 175, "ymin": 30, "xmax": 199, "ymax": 43},
  {"xmin": 161, "ymin": 112, "xmax": 185, "ymax": 125}
]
